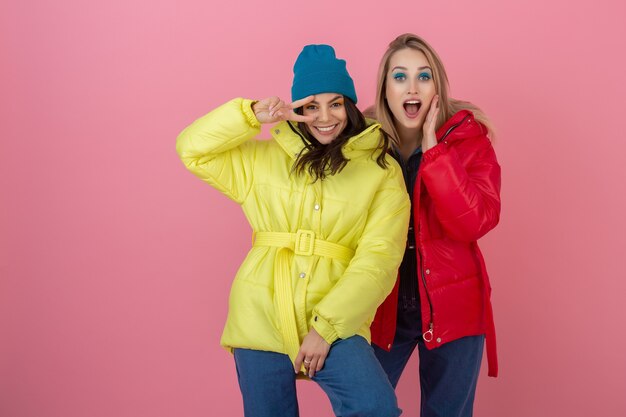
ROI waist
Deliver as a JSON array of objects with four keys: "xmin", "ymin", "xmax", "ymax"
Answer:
[{"xmin": 253, "ymin": 230, "xmax": 354, "ymax": 262}]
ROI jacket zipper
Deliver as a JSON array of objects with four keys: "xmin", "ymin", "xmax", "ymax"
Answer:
[
  {"xmin": 418, "ymin": 113, "xmax": 470, "ymax": 343},
  {"xmin": 440, "ymin": 114, "xmax": 470, "ymax": 143},
  {"xmin": 417, "ymin": 245, "xmax": 434, "ymax": 342}
]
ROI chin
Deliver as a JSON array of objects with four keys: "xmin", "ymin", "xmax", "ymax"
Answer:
[
  {"xmin": 395, "ymin": 118, "xmax": 420, "ymax": 130},
  {"xmin": 400, "ymin": 113, "xmax": 426, "ymax": 129},
  {"xmin": 316, "ymin": 136, "xmax": 336, "ymax": 145}
]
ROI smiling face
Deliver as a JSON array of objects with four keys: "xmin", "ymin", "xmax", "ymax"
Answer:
[
  {"xmin": 385, "ymin": 48, "xmax": 436, "ymax": 131},
  {"xmin": 301, "ymin": 93, "xmax": 348, "ymax": 145}
]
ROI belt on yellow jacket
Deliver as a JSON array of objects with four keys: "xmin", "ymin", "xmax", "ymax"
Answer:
[{"xmin": 253, "ymin": 230, "xmax": 355, "ymax": 365}]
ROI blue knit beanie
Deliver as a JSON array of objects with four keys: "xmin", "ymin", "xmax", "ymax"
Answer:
[{"xmin": 291, "ymin": 44, "xmax": 357, "ymax": 104}]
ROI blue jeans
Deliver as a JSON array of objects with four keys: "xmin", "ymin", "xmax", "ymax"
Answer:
[
  {"xmin": 234, "ymin": 335, "xmax": 401, "ymax": 417},
  {"xmin": 373, "ymin": 307, "xmax": 484, "ymax": 417}
]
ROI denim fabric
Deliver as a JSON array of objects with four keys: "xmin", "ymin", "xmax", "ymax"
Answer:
[
  {"xmin": 234, "ymin": 335, "xmax": 401, "ymax": 417},
  {"xmin": 373, "ymin": 307, "xmax": 484, "ymax": 417}
]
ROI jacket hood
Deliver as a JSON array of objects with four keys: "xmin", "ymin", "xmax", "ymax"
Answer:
[
  {"xmin": 271, "ymin": 118, "xmax": 382, "ymax": 160},
  {"xmin": 436, "ymin": 110, "xmax": 488, "ymax": 143}
]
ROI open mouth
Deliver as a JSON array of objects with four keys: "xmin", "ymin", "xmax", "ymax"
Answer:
[
  {"xmin": 314, "ymin": 124, "xmax": 338, "ymax": 135},
  {"xmin": 403, "ymin": 100, "xmax": 421, "ymax": 118}
]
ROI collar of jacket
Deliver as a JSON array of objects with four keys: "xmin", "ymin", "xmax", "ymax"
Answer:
[
  {"xmin": 270, "ymin": 118, "xmax": 382, "ymax": 160},
  {"xmin": 435, "ymin": 110, "xmax": 487, "ymax": 143}
]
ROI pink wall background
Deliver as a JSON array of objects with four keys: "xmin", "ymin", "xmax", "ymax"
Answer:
[{"xmin": 2, "ymin": 0, "xmax": 625, "ymax": 416}]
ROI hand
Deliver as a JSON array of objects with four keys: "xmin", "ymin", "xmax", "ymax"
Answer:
[
  {"xmin": 252, "ymin": 96, "xmax": 316, "ymax": 124},
  {"xmin": 422, "ymin": 95, "xmax": 440, "ymax": 152},
  {"xmin": 294, "ymin": 327, "xmax": 331, "ymax": 378}
]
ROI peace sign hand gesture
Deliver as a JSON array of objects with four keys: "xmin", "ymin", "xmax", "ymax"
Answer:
[{"xmin": 252, "ymin": 96, "xmax": 316, "ymax": 124}]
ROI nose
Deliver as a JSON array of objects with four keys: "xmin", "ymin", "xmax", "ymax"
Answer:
[
  {"xmin": 318, "ymin": 106, "xmax": 329, "ymax": 122},
  {"xmin": 408, "ymin": 78, "xmax": 418, "ymax": 95}
]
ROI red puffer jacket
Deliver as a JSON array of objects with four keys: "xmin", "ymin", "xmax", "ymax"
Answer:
[{"xmin": 371, "ymin": 110, "xmax": 501, "ymax": 377}]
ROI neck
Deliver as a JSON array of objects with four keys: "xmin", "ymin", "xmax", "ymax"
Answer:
[{"xmin": 395, "ymin": 124, "xmax": 423, "ymax": 162}]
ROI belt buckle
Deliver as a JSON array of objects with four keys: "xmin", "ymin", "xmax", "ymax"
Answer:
[{"xmin": 294, "ymin": 229, "xmax": 315, "ymax": 256}]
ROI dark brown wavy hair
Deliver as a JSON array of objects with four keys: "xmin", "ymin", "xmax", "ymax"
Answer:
[{"xmin": 290, "ymin": 97, "xmax": 389, "ymax": 182}]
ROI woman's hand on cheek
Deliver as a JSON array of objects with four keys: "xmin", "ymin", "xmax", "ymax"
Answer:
[
  {"xmin": 294, "ymin": 327, "xmax": 331, "ymax": 378},
  {"xmin": 422, "ymin": 95, "xmax": 440, "ymax": 152},
  {"xmin": 252, "ymin": 96, "xmax": 316, "ymax": 124}
]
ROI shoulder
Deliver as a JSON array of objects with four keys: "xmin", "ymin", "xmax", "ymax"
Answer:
[
  {"xmin": 444, "ymin": 112, "xmax": 494, "ymax": 154},
  {"xmin": 371, "ymin": 151, "xmax": 406, "ymax": 191}
]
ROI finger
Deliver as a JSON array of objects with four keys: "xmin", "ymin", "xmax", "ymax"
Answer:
[
  {"xmin": 316, "ymin": 355, "xmax": 326, "ymax": 373},
  {"xmin": 276, "ymin": 110, "xmax": 294, "ymax": 122},
  {"xmin": 288, "ymin": 113, "xmax": 316, "ymax": 123},
  {"xmin": 264, "ymin": 96, "xmax": 278, "ymax": 109},
  {"xmin": 428, "ymin": 108, "xmax": 438, "ymax": 123},
  {"xmin": 269, "ymin": 96, "xmax": 281, "ymax": 107},
  {"xmin": 290, "ymin": 95, "xmax": 315, "ymax": 109},
  {"xmin": 267, "ymin": 97, "xmax": 281, "ymax": 114},
  {"xmin": 428, "ymin": 96, "xmax": 439, "ymax": 114},
  {"xmin": 432, "ymin": 106, "xmax": 440, "ymax": 122},
  {"xmin": 434, "ymin": 96, "xmax": 439, "ymax": 114},
  {"xmin": 269, "ymin": 100, "xmax": 285, "ymax": 117},
  {"xmin": 294, "ymin": 351, "xmax": 304, "ymax": 374},
  {"xmin": 430, "ymin": 105, "xmax": 440, "ymax": 124},
  {"xmin": 426, "ymin": 97, "xmax": 440, "ymax": 125},
  {"xmin": 308, "ymin": 357, "xmax": 319, "ymax": 378}
]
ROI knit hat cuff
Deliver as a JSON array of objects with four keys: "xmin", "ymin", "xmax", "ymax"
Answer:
[{"xmin": 291, "ymin": 72, "xmax": 357, "ymax": 104}]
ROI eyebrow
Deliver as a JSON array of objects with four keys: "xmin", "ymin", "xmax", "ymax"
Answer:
[
  {"xmin": 390, "ymin": 66, "xmax": 432, "ymax": 72},
  {"xmin": 310, "ymin": 95, "xmax": 343, "ymax": 104}
]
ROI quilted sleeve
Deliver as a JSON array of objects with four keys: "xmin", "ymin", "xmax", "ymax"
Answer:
[
  {"xmin": 176, "ymin": 98, "xmax": 260, "ymax": 204},
  {"xmin": 420, "ymin": 135, "xmax": 501, "ymax": 242}
]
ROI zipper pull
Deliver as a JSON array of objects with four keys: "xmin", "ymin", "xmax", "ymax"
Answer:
[{"xmin": 422, "ymin": 323, "xmax": 434, "ymax": 342}]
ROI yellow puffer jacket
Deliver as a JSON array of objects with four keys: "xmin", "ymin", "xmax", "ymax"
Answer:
[{"xmin": 176, "ymin": 98, "xmax": 410, "ymax": 364}]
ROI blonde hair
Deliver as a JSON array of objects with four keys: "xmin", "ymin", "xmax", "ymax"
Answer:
[{"xmin": 374, "ymin": 33, "xmax": 494, "ymax": 146}]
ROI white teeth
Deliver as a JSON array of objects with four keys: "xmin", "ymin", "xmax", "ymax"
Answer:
[
  {"xmin": 405, "ymin": 100, "xmax": 420, "ymax": 104},
  {"xmin": 316, "ymin": 125, "xmax": 336, "ymax": 132}
]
